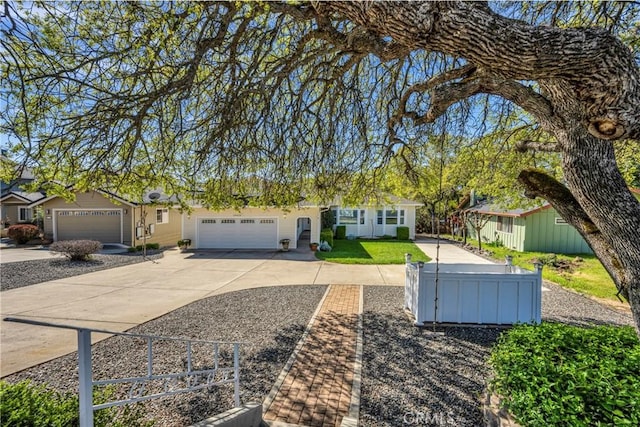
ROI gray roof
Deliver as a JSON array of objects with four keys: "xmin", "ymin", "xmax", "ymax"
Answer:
[{"xmin": 0, "ymin": 191, "xmax": 46, "ymax": 203}]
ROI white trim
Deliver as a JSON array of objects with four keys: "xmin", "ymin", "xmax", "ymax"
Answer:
[
  {"xmin": 30, "ymin": 190, "xmax": 137, "ymax": 208},
  {"xmin": 53, "ymin": 208, "xmax": 124, "ymax": 244},
  {"xmin": 195, "ymin": 216, "xmax": 279, "ymax": 249},
  {"xmin": 18, "ymin": 206, "xmax": 32, "ymax": 222},
  {"xmin": 1, "ymin": 193, "xmax": 37, "ymax": 203},
  {"xmin": 156, "ymin": 208, "xmax": 169, "ymax": 224}
]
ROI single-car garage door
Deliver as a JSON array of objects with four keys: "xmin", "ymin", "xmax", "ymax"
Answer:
[
  {"xmin": 56, "ymin": 210, "xmax": 122, "ymax": 243},
  {"xmin": 198, "ymin": 218, "xmax": 277, "ymax": 249}
]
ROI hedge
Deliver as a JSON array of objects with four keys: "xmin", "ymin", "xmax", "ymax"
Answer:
[
  {"xmin": 397, "ymin": 226, "xmax": 409, "ymax": 240},
  {"xmin": 335, "ymin": 225, "xmax": 346, "ymax": 240},
  {"xmin": 320, "ymin": 229, "xmax": 334, "ymax": 246}
]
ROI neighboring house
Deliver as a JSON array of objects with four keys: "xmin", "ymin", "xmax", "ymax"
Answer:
[
  {"xmin": 329, "ymin": 196, "xmax": 422, "ymax": 240},
  {"xmin": 26, "ymin": 187, "xmax": 422, "ymax": 249},
  {"xmin": 0, "ymin": 191, "xmax": 46, "ymax": 226},
  {"xmin": 0, "ymin": 158, "xmax": 45, "ymax": 226},
  {"xmin": 462, "ymin": 188, "xmax": 640, "ymax": 254},
  {"xmin": 29, "ymin": 190, "xmax": 181, "ymax": 247}
]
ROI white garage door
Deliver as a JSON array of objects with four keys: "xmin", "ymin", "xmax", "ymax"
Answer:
[
  {"xmin": 198, "ymin": 218, "xmax": 278, "ymax": 249},
  {"xmin": 56, "ymin": 210, "xmax": 122, "ymax": 243}
]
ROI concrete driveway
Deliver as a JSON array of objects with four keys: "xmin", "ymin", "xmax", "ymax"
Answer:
[
  {"xmin": 0, "ymin": 246, "xmax": 62, "ymax": 263},
  {"xmin": 1, "ymin": 247, "xmax": 406, "ymax": 376},
  {"xmin": 1, "ymin": 238, "xmax": 494, "ymax": 376}
]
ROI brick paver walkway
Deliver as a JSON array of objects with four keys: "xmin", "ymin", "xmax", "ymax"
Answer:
[{"xmin": 264, "ymin": 285, "xmax": 361, "ymax": 427}]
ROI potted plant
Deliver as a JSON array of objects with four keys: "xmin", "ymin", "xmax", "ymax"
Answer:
[
  {"xmin": 279, "ymin": 238, "xmax": 290, "ymax": 251},
  {"xmin": 309, "ymin": 242, "xmax": 319, "ymax": 251},
  {"xmin": 177, "ymin": 239, "xmax": 191, "ymax": 251}
]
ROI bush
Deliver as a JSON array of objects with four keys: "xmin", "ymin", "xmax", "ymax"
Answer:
[
  {"xmin": 335, "ymin": 225, "xmax": 346, "ymax": 240},
  {"xmin": 50, "ymin": 240, "xmax": 102, "ymax": 261},
  {"xmin": 130, "ymin": 243, "xmax": 160, "ymax": 252},
  {"xmin": 0, "ymin": 380, "xmax": 152, "ymax": 427},
  {"xmin": 320, "ymin": 229, "xmax": 334, "ymax": 246},
  {"xmin": 7, "ymin": 224, "xmax": 40, "ymax": 244},
  {"xmin": 396, "ymin": 226, "xmax": 409, "ymax": 240},
  {"xmin": 490, "ymin": 323, "xmax": 640, "ymax": 426},
  {"xmin": 321, "ymin": 210, "xmax": 335, "ymax": 230}
]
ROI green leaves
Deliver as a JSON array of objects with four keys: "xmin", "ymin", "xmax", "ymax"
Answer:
[
  {"xmin": 0, "ymin": 380, "xmax": 152, "ymax": 427},
  {"xmin": 490, "ymin": 323, "xmax": 640, "ymax": 426}
]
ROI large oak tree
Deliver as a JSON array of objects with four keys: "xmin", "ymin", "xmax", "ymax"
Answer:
[{"xmin": 2, "ymin": 1, "xmax": 639, "ymax": 333}]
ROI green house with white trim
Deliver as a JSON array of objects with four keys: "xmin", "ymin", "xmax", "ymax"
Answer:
[
  {"xmin": 462, "ymin": 188, "xmax": 640, "ymax": 254},
  {"xmin": 464, "ymin": 203, "xmax": 591, "ymax": 254}
]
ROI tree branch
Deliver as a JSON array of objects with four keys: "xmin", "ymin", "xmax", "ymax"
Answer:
[
  {"xmin": 514, "ymin": 140, "xmax": 561, "ymax": 153},
  {"xmin": 314, "ymin": 1, "xmax": 640, "ymax": 141},
  {"xmin": 518, "ymin": 168, "xmax": 629, "ymax": 299}
]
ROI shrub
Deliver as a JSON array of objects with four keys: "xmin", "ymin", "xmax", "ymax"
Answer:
[
  {"xmin": 0, "ymin": 380, "xmax": 152, "ymax": 427},
  {"xmin": 130, "ymin": 243, "xmax": 161, "ymax": 252},
  {"xmin": 335, "ymin": 225, "xmax": 346, "ymax": 240},
  {"xmin": 7, "ymin": 224, "xmax": 40, "ymax": 244},
  {"xmin": 490, "ymin": 323, "xmax": 640, "ymax": 426},
  {"xmin": 321, "ymin": 210, "xmax": 335, "ymax": 230},
  {"xmin": 50, "ymin": 240, "xmax": 102, "ymax": 261},
  {"xmin": 320, "ymin": 229, "xmax": 334, "ymax": 246},
  {"xmin": 396, "ymin": 226, "xmax": 409, "ymax": 240}
]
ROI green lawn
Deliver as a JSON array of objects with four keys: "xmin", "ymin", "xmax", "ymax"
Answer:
[
  {"xmin": 315, "ymin": 239, "xmax": 430, "ymax": 264},
  {"xmin": 457, "ymin": 237, "xmax": 620, "ymax": 302}
]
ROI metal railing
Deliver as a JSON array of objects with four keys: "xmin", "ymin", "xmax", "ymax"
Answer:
[{"xmin": 4, "ymin": 317, "xmax": 244, "ymax": 427}]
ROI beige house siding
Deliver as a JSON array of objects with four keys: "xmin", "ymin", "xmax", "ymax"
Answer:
[
  {"xmin": 182, "ymin": 207, "xmax": 321, "ymax": 249},
  {"xmin": 1, "ymin": 203, "xmax": 21, "ymax": 225},
  {"xmin": 40, "ymin": 191, "xmax": 134, "ymax": 245},
  {"xmin": 132, "ymin": 206, "xmax": 182, "ymax": 248}
]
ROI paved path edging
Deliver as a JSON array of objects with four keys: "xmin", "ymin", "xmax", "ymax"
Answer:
[{"xmin": 263, "ymin": 284, "xmax": 362, "ymax": 427}]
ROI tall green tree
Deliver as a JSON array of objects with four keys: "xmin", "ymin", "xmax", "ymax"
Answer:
[{"xmin": 2, "ymin": 1, "xmax": 640, "ymax": 335}]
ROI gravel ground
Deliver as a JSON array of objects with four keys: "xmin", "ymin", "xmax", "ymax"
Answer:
[
  {"xmin": 0, "ymin": 252, "xmax": 164, "ymax": 291},
  {"xmin": 4, "ymin": 285, "xmax": 328, "ymax": 426},
  {"xmin": 2, "ymin": 269, "xmax": 634, "ymax": 426},
  {"xmin": 360, "ymin": 286, "xmax": 501, "ymax": 426}
]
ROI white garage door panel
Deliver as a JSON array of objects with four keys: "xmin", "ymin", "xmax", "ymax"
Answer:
[
  {"xmin": 198, "ymin": 218, "xmax": 277, "ymax": 249},
  {"xmin": 56, "ymin": 210, "xmax": 122, "ymax": 243}
]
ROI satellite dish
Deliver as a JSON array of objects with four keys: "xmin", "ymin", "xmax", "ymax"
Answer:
[{"xmin": 143, "ymin": 191, "xmax": 163, "ymax": 203}]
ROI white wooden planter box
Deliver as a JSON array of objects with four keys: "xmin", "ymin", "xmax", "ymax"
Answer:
[{"xmin": 404, "ymin": 262, "xmax": 542, "ymax": 325}]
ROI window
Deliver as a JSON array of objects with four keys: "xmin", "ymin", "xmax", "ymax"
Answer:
[
  {"xmin": 18, "ymin": 207, "xmax": 32, "ymax": 222},
  {"xmin": 156, "ymin": 208, "xmax": 169, "ymax": 224},
  {"xmin": 377, "ymin": 208, "xmax": 405, "ymax": 225},
  {"xmin": 260, "ymin": 219, "xmax": 275, "ymax": 224},
  {"xmin": 202, "ymin": 219, "xmax": 216, "ymax": 224},
  {"xmin": 360, "ymin": 210, "xmax": 365, "ymax": 225},
  {"xmin": 221, "ymin": 219, "xmax": 235, "ymax": 224},
  {"xmin": 385, "ymin": 209, "xmax": 398, "ymax": 225},
  {"xmin": 497, "ymin": 216, "xmax": 513, "ymax": 233},
  {"xmin": 338, "ymin": 209, "xmax": 358, "ymax": 224},
  {"xmin": 241, "ymin": 219, "xmax": 255, "ymax": 224}
]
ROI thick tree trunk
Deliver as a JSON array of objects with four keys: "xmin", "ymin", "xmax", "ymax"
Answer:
[
  {"xmin": 519, "ymin": 127, "xmax": 640, "ymax": 335},
  {"xmin": 562, "ymin": 138, "xmax": 640, "ymax": 335},
  {"xmin": 308, "ymin": 1, "xmax": 640, "ymax": 335}
]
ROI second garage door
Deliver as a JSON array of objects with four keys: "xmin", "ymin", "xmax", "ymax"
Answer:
[
  {"xmin": 198, "ymin": 218, "xmax": 278, "ymax": 249},
  {"xmin": 56, "ymin": 210, "xmax": 122, "ymax": 243}
]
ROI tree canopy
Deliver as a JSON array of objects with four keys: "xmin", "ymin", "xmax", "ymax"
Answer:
[{"xmin": 2, "ymin": 1, "xmax": 640, "ymax": 333}]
